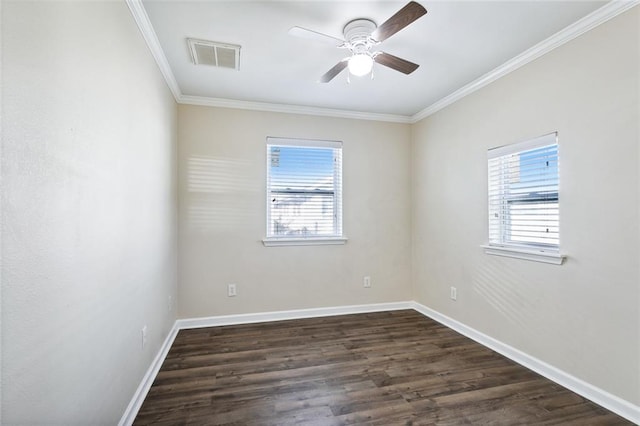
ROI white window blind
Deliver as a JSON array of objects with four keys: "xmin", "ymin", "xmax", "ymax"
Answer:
[
  {"xmin": 266, "ymin": 137, "xmax": 342, "ymax": 240},
  {"xmin": 488, "ymin": 133, "xmax": 559, "ymax": 252}
]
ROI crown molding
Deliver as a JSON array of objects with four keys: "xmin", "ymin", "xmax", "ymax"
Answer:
[
  {"xmin": 124, "ymin": 0, "xmax": 409, "ymax": 123},
  {"xmin": 125, "ymin": 0, "xmax": 181, "ymax": 100},
  {"xmin": 410, "ymin": 0, "xmax": 640, "ymax": 123},
  {"xmin": 178, "ymin": 95, "xmax": 412, "ymax": 123},
  {"xmin": 127, "ymin": 0, "xmax": 638, "ymax": 124}
]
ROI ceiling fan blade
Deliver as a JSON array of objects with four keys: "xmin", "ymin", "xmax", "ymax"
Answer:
[
  {"xmin": 374, "ymin": 52, "xmax": 419, "ymax": 74},
  {"xmin": 371, "ymin": 1, "xmax": 427, "ymax": 42},
  {"xmin": 288, "ymin": 26, "xmax": 345, "ymax": 47},
  {"xmin": 320, "ymin": 60, "xmax": 348, "ymax": 83}
]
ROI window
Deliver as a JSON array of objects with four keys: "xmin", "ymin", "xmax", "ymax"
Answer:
[
  {"xmin": 264, "ymin": 137, "xmax": 344, "ymax": 246},
  {"xmin": 485, "ymin": 132, "xmax": 564, "ymax": 264}
]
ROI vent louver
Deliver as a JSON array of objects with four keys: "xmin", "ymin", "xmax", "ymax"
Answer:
[{"xmin": 187, "ymin": 38, "xmax": 241, "ymax": 70}]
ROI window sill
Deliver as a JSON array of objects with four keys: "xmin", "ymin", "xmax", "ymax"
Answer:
[
  {"xmin": 263, "ymin": 237, "xmax": 347, "ymax": 247},
  {"xmin": 482, "ymin": 245, "xmax": 566, "ymax": 265}
]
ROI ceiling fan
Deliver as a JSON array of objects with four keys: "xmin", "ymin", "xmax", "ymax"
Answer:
[{"xmin": 288, "ymin": 1, "xmax": 427, "ymax": 83}]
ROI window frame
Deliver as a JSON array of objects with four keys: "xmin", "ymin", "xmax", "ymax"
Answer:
[
  {"xmin": 483, "ymin": 132, "xmax": 565, "ymax": 264},
  {"xmin": 263, "ymin": 137, "xmax": 346, "ymax": 247}
]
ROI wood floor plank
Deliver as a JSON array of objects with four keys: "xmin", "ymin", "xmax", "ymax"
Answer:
[{"xmin": 134, "ymin": 310, "xmax": 632, "ymax": 425}]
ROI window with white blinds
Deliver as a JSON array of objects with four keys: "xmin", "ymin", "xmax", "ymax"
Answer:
[
  {"xmin": 265, "ymin": 137, "xmax": 343, "ymax": 243},
  {"xmin": 488, "ymin": 133, "xmax": 559, "ymax": 252}
]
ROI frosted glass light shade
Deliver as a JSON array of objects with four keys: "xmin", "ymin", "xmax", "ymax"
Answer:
[{"xmin": 348, "ymin": 54, "xmax": 373, "ymax": 76}]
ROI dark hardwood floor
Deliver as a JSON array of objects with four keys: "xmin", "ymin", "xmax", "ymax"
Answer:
[{"xmin": 134, "ymin": 310, "xmax": 632, "ymax": 425}]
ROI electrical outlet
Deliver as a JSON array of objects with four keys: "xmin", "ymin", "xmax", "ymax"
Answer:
[
  {"xmin": 450, "ymin": 286, "xmax": 457, "ymax": 301},
  {"xmin": 228, "ymin": 283, "xmax": 237, "ymax": 297},
  {"xmin": 363, "ymin": 276, "xmax": 371, "ymax": 288},
  {"xmin": 141, "ymin": 325, "xmax": 148, "ymax": 349}
]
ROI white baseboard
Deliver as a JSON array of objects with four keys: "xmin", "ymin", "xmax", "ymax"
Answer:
[
  {"xmin": 411, "ymin": 301, "xmax": 640, "ymax": 424},
  {"xmin": 120, "ymin": 301, "xmax": 639, "ymax": 425},
  {"xmin": 175, "ymin": 301, "xmax": 413, "ymax": 330},
  {"xmin": 119, "ymin": 301, "xmax": 412, "ymax": 424},
  {"xmin": 118, "ymin": 323, "xmax": 180, "ymax": 426}
]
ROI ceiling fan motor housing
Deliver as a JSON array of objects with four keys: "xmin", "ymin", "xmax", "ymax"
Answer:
[
  {"xmin": 343, "ymin": 18, "xmax": 377, "ymax": 53},
  {"xmin": 290, "ymin": 1, "xmax": 427, "ymax": 82}
]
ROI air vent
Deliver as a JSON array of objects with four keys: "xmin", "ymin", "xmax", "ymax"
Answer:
[{"xmin": 187, "ymin": 38, "xmax": 241, "ymax": 70}]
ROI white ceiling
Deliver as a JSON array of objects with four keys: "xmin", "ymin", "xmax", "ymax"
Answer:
[{"xmin": 140, "ymin": 0, "xmax": 608, "ymax": 119}]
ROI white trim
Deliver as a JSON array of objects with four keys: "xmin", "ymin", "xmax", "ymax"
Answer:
[
  {"xmin": 262, "ymin": 237, "xmax": 347, "ymax": 247},
  {"xmin": 125, "ymin": 0, "xmax": 181, "ymax": 101},
  {"xmin": 488, "ymin": 132, "xmax": 557, "ymax": 159},
  {"xmin": 118, "ymin": 323, "xmax": 180, "ymax": 426},
  {"xmin": 121, "ymin": 301, "xmax": 639, "ymax": 424},
  {"xmin": 482, "ymin": 244, "xmax": 565, "ymax": 265},
  {"xmin": 125, "ymin": 0, "xmax": 408, "ymax": 122},
  {"xmin": 411, "ymin": 302, "xmax": 640, "ymax": 424},
  {"xmin": 176, "ymin": 301, "xmax": 412, "ymax": 330},
  {"xmin": 121, "ymin": 304, "xmax": 411, "ymax": 422},
  {"xmin": 267, "ymin": 137, "xmax": 342, "ymax": 149},
  {"xmin": 409, "ymin": 0, "xmax": 640, "ymax": 123},
  {"xmin": 265, "ymin": 140, "xmax": 344, "ymax": 242},
  {"xmin": 178, "ymin": 95, "xmax": 411, "ymax": 123},
  {"xmin": 127, "ymin": 0, "xmax": 637, "ymax": 123}
]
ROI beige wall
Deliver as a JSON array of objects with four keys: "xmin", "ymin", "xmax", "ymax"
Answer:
[
  {"xmin": 177, "ymin": 105, "xmax": 412, "ymax": 318},
  {"xmin": 1, "ymin": 0, "xmax": 637, "ymax": 422},
  {"xmin": 411, "ymin": 7, "xmax": 639, "ymax": 405},
  {"xmin": 2, "ymin": 1, "xmax": 178, "ymax": 423}
]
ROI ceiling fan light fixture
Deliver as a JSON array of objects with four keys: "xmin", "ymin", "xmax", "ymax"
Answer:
[
  {"xmin": 290, "ymin": 2, "xmax": 427, "ymax": 83},
  {"xmin": 348, "ymin": 53, "xmax": 374, "ymax": 76}
]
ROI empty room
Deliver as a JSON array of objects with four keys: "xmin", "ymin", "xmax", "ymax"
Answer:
[{"xmin": 2, "ymin": 0, "xmax": 639, "ymax": 424}]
